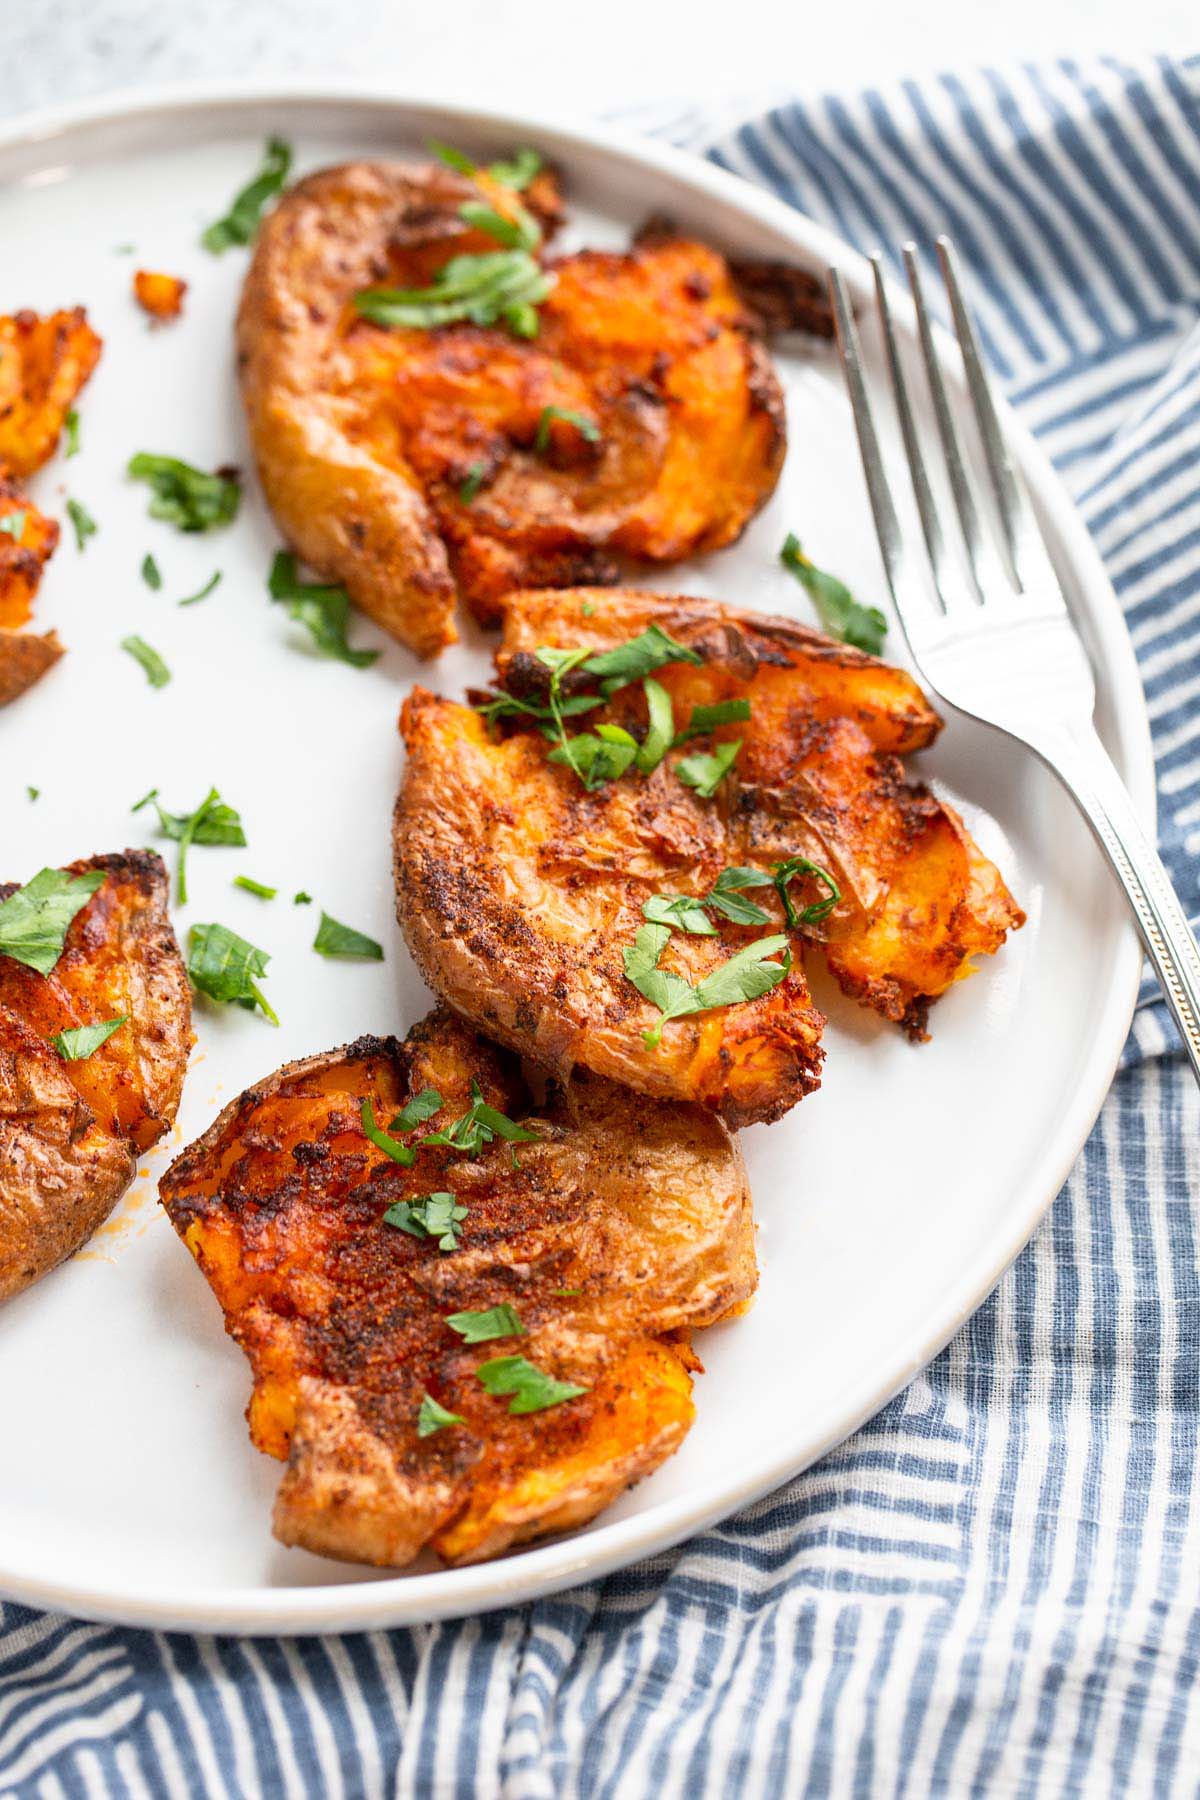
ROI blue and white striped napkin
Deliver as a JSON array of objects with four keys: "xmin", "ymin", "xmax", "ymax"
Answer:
[{"xmin": 3, "ymin": 53, "xmax": 1200, "ymax": 1800}]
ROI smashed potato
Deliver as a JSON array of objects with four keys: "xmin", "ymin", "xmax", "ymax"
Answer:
[
  {"xmin": 160, "ymin": 1007, "xmax": 754, "ymax": 1568},
  {"xmin": 0, "ymin": 851, "xmax": 192, "ymax": 1301},
  {"xmin": 394, "ymin": 589, "xmax": 1023, "ymax": 1127},
  {"xmin": 236, "ymin": 160, "xmax": 791, "ymax": 656},
  {"xmin": 0, "ymin": 308, "xmax": 101, "ymax": 477}
]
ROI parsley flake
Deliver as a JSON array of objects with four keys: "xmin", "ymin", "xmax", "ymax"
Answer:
[
  {"xmin": 354, "ymin": 248, "xmax": 553, "ymax": 340},
  {"xmin": 417, "ymin": 1393, "xmax": 464, "ymax": 1438},
  {"xmin": 141, "ymin": 553, "xmax": 162, "ymax": 590},
  {"xmin": 390, "ymin": 1087, "xmax": 444, "ymax": 1132},
  {"xmin": 64, "ymin": 409, "xmax": 81, "ymax": 457},
  {"xmin": 418, "ymin": 1079, "xmax": 539, "ymax": 1159},
  {"xmin": 460, "ymin": 199, "xmax": 540, "ymax": 253},
  {"xmin": 120, "ymin": 635, "xmax": 171, "ymax": 689},
  {"xmin": 534, "ymin": 406, "xmax": 601, "ymax": 455},
  {"xmin": 178, "ymin": 570, "xmax": 222, "ymax": 607},
  {"xmin": 26, "ymin": 786, "xmax": 38, "ymax": 802},
  {"xmin": 128, "ymin": 455, "xmax": 240, "ymax": 532},
  {"xmin": 268, "ymin": 552, "xmax": 380, "ymax": 667},
  {"xmin": 313, "ymin": 912, "xmax": 384, "ymax": 960},
  {"xmin": 233, "ymin": 875, "xmax": 276, "ymax": 899},
  {"xmin": 672, "ymin": 698, "xmax": 751, "ymax": 744},
  {"xmin": 624, "ymin": 923, "xmax": 791, "ymax": 1048},
  {"xmin": 202, "ymin": 135, "xmax": 292, "ymax": 253},
  {"xmin": 361, "ymin": 1097, "xmax": 416, "ymax": 1167},
  {"xmin": 487, "ymin": 147, "xmax": 542, "ymax": 190},
  {"xmin": 187, "ymin": 922, "xmax": 278, "ymax": 1024},
  {"xmin": 49, "ymin": 1015, "xmax": 126, "ymax": 1061},
  {"xmin": 459, "ymin": 461, "xmax": 486, "ymax": 504},
  {"xmin": 445, "ymin": 1303, "xmax": 524, "ymax": 1344},
  {"xmin": 133, "ymin": 785, "xmax": 246, "ymax": 904},
  {"xmin": 383, "ymin": 1191, "xmax": 468, "ymax": 1252},
  {"xmin": 781, "ymin": 534, "xmax": 887, "ymax": 656},
  {"xmin": 0, "ymin": 868, "xmax": 105, "ymax": 975},
  {"xmin": 675, "ymin": 738, "xmax": 741, "ymax": 798},
  {"xmin": 293, "ymin": 890, "xmax": 312, "ymax": 906},
  {"xmin": 0, "ymin": 510, "xmax": 26, "ymax": 540},
  {"xmin": 66, "ymin": 498, "xmax": 97, "ymax": 550},
  {"xmin": 475, "ymin": 1355, "xmax": 587, "ymax": 1415}
]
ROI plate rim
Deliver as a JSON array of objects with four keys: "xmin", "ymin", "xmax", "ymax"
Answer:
[{"xmin": 0, "ymin": 77, "xmax": 1156, "ymax": 1635}]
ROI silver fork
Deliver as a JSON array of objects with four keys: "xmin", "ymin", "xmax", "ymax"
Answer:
[{"xmin": 827, "ymin": 237, "xmax": 1200, "ymax": 1086}]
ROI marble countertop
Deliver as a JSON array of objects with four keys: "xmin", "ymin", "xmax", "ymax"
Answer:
[{"xmin": 1, "ymin": 0, "xmax": 1194, "ymax": 122}]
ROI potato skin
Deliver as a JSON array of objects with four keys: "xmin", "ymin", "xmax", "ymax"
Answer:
[
  {"xmin": 236, "ymin": 159, "xmax": 789, "ymax": 655},
  {"xmin": 160, "ymin": 1007, "xmax": 755, "ymax": 1568},
  {"xmin": 394, "ymin": 588, "xmax": 1023, "ymax": 1125},
  {"xmin": 0, "ymin": 850, "xmax": 193, "ymax": 1300}
]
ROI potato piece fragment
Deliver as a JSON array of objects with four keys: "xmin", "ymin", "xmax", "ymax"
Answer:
[
  {"xmin": 133, "ymin": 270, "xmax": 188, "ymax": 322},
  {"xmin": 0, "ymin": 308, "xmax": 102, "ymax": 477}
]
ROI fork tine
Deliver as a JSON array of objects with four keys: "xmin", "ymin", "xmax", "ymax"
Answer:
[
  {"xmin": 871, "ymin": 255, "xmax": 948, "ymax": 614},
  {"xmin": 936, "ymin": 236, "xmax": 1040, "ymax": 593},
  {"xmin": 827, "ymin": 267, "xmax": 920, "ymax": 620},
  {"xmin": 902, "ymin": 243, "xmax": 992, "ymax": 603}
]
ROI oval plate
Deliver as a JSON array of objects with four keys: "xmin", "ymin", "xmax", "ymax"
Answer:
[{"xmin": 0, "ymin": 82, "xmax": 1153, "ymax": 1634}]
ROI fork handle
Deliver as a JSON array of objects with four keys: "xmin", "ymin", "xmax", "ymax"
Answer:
[{"xmin": 1052, "ymin": 728, "xmax": 1200, "ymax": 1083}]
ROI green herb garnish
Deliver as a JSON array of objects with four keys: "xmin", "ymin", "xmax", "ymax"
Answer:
[
  {"xmin": 390, "ymin": 1087, "xmax": 444, "ymax": 1132},
  {"xmin": 419, "ymin": 1078, "xmax": 539, "ymax": 1159},
  {"xmin": 429, "ymin": 141, "xmax": 478, "ymax": 175},
  {"xmin": 64, "ymin": 409, "xmax": 81, "ymax": 458},
  {"xmin": 133, "ymin": 786, "xmax": 246, "ymax": 904},
  {"xmin": 120, "ymin": 635, "xmax": 171, "ymax": 689},
  {"xmin": 771, "ymin": 855, "xmax": 841, "ymax": 928},
  {"xmin": 576, "ymin": 625, "xmax": 702, "ymax": 697},
  {"xmin": 26, "ymin": 786, "xmax": 38, "ymax": 802},
  {"xmin": 417, "ymin": 1394, "xmax": 465, "ymax": 1438},
  {"xmin": 268, "ymin": 552, "xmax": 380, "ymax": 667},
  {"xmin": 49, "ymin": 1016, "xmax": 126, "ymax": 1061},
  {"xmin": 354, "ymin": 248, "xmax": 553, "ymax": 340},
  {"xmin": 533, "ymin": 406, "xmax": 601, "ymax": 455},
  {"xmin": 634, "ymin": 676, "xmax": 674, "ymax": 774},
  {"xmin": 312, "ymin": 912, "xmax": 384, "ymax": 961},
  {"xmin": 361, "ymin": 1096, "xmax": 416, "ymax": 1166},
  {"xmin": 0, "ymin": 868, "xmax": 105, "ymax": 975},
  {"xmin": 459, "ymin": 199, "xmax": 540, "ymax": 253},
  {"xmin": 66, "ymin": 498, "xmax": 96, "ymax": 550},
  {"xmin": 201, "ymin": 135, "xmax": 292, "ymax": 253},
  {"xmin": 546, "ymin": 722, "xmax": 639, "ymax": 790},
  {"xmin": 187, "ymin": 921, "xmax": 278, "ymax": 1024},
  {"xmin": 459, "ymin": 462, "xmax": 486, "ymax": 504},
  {"xmin": 475, "ymin": 1355, "xmax": 587, "ymax": 1415},
  {"xmin": 675, "ymin": 739, "xmax": 741, "ymax": 798},
  {"xmin": 487, "ymin": 148, "xmax": 542, "ymax": 190},
  {"xmin": 141, "ymin": 553, "xmax": 162, "ymax": 590},
  {"xmin": 128, "ymin": 455, "xmax": 240, "ymax": 532},
  {"xmin": 383, "ymin": 1191, "xmax": 468, "ymax": 1252},
  {"xmin": 781, "ymin": 533, "xmax": 887, "ymax": 656},
  {"xmin": 0, "ymin": 511, "xmax": 26, "ymax": 540},
  {"xmin": 446, "ymin": 1303, "xmax": 524, "ymax": 1344},
  {"xmin": 624, "ymin": 922, "xmax": 791, "ymax": 1048},
  {"xmin": 233, "ymin": 875, "xmax": 275, "ymax": 899},
  {"xmin": 293, "ymin": 890, "xmax": 312, "ymax": 905},
  {"xmin": 178, "ymin": 570, "xmax": 222, "ymax": 606},
  {"xmin": 672, "ymin": 698, "xmax": 751, "ymax": 744}
]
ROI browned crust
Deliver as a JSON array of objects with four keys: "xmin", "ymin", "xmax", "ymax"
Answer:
[{"xmin": 0, "ymin": 626, "xmax": 62, "ymax": 706}]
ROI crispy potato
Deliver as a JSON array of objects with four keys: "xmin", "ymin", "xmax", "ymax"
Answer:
[
  {"xmin": 0, "ymin": 467, "xmax": 59, "ymax": 631},
  {"xmin": 160, "ymin": 1006, "xmax": 755, "ymax": 1568},
  {"xmin": 0, "ymin": 851, "xmax": 193, "ymax": 1301},
  {"xmin": 236, "ymin": 160, "xmax": 788, "ymax": 656},
  {"xmin": 0, "ymin": 626, "xmax": 62, "ymax": 707},
  {"xmin": 0, "ymin": 309, "xmax": 102, "ymax": 477},
  {"xmin": 394, "ymin": 589, "xmax": 1023, "ymax": 1127},
  {"xmin": 133, "ymin": 270, "xmax": 188, "ymax": 321}
]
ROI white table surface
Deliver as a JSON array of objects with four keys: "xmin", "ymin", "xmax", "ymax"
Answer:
[{"xmin": 0, "ymin": 0, "xmax": 1194, "ymax": 123}]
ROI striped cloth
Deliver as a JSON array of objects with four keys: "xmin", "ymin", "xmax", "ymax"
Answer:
[{"xmin": 5, "ymin": 53, "xmax": 1200, "ymax": 1799}]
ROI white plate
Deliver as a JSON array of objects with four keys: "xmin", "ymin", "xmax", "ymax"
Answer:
[{"xmin": 0, "ymin": 82, "xmax": 1153, "ymax": 1635}]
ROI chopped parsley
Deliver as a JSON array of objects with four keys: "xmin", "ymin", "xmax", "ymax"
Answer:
[
  {"xmin": 0, "ymin": 868, "xmax": 105, "ymax": 975},
  {"xmin": 781, "ymin": 533, "xmax": 887, "ymax": 656},
  {"xmin": 487, "ymin": 147, "xmax": 542, "ymax": 190},
  {"xmin": 49, "ymin": 1015, "xmax": 126, "ymax": 1061},
  {"xmin": 675, "ymin": 739, "xmax": 741, "ymax": 798},
  {"xmin": 417, "ymin": 1394, "xmax": 464, "ymax": 1438},
  {"xmin": 475, "ymin": 1355, "xmax": 587, "ymax": 1415},
  {"xmin": 771, "ymin": 855, "xmax": 841, "ymax": 928},
  {"xmin": 26, "ymin": 786, "xmax": 38, "ymax": 802},
  {"xmin": 201, "ymin": 135, "xmax": 292, "ymax": 253},
  {"xmin": 459, "ymin": 461, "xmax": 486, "ymax": 504},
  {"xmin": 187, "ymin": 921, "xmax": 278, "ymax": 1024},
  {"xmin": 547, "ymin": 721, "xmax": 638, "ymax": 790},
  {"xmin": 178, "ymin": 570, "xmax": 222, "ymax": 607},
  {"xmin": 0, "ymin": 510, "xmax": 26, "ymax": 540},
  {"xmin": 445, "ymin": 1303, "xmax": 524, "ymax": 1344},
  {"xmin": 66, "ymin": 498, "xmax": 97, "ymax": 551},
  {"xmin": 418, "ymin": 1078, "xmax": 539, "ymax": 1159},
  {"xmin": 233, "ymin": 875, "xmax": 276, "ymax": 899},
  {"xmin": 383, "ymin": 1191, "xmax": 468, "ymax": 1252},
  {"xmin": 141, "ymin": 553, "xmax": 162, "ymax": 590},
  {"xmin": 635, "ymin": 677, "xmax": 675, "ymax": 774},
  {"xmin": 128, "ymin": 455, "xmax": 240, "ymax": 532},
  {"xmin": 64, "ymin": 409, "xmax": 81, "ymax": 458},
  {"xmin": 293, "ymin": 890, "xmax": 312, "ymax": 906},
  {"xmin": 672, "ymin": 698, "xmax": 751, "ymax": 744},
  {"xmin": 574, "ymin": 625, "xmax": 702, "ymax": 697},
  {"xmin": 428, "ymin": 141, "xmax": 477, "ymax": 175},
  {"xmin": 534, "ymin": 406, "xmax": 601, "ymax": 455},
  {"xmin": 581, "ymin": 599, "xmax": 596, "ymax": 618},
  {"xmin": 641, "ymin": 859, "xmax": 840, "ymax": 938},
  {"xmin": 624, "ymin": 923, "xmax": 791, "ymax": 1048},
  {"xmin": 354, "ymin": 207, "xmax": 553, "ymax": 340},
  {"xmin": 361, "ymin": 1097, "xmax": 416, "ymax": 1167},
  {"xmin": 133, "ymin": 786, "xmax": 246, "ymax": 904},
  {"xmin": 312, "ymin": 912, "xmax": 384, "ymax": 961},
  {"xmin": 120, "ymin": 635, "xmax": 171, "ymax": 689},
  {"xmin": 391, "ymin": 1087, "xmax": 444, "ymax": 1132},
  {"xmin": 459, "ymin": 199, "xmax": 540, "ymax": 253},
  {"xmin": 268, "ymin": 552, "xmax": 380, "ymax": 667}
]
